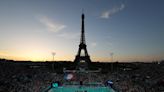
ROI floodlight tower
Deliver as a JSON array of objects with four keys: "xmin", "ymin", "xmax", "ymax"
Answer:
[
  {"xmin": 51, "ymin": 52, "xmax": 56, "ymax": 72},
  {"xmin": 110, "ymin": 52, "xmax": 114, "ymax": 62},
  {"xmin": 52, "ymin": 52, "xmax": 56, "ymax": 61},
  {"xmin": 110, "ymin": 52, "xmax": 114, "ymax": 72}
]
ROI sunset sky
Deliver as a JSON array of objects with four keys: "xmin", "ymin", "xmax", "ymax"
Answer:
[{"xmin": 0, "ymin": 0, "xmax": 164, "ymax": 62}]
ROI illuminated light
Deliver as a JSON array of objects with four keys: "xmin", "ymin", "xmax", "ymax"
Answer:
[
  {"xmin": 52, "ymin": 82, "xmax": 59, "ymax": 88},
  {"xmin": 107, "ymin": 80, "xmax": 113, "ymax": 84}
]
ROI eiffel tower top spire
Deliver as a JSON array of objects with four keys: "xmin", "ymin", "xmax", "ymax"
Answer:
[{"xmin": 80, "ymin": 13, "xmax": 85, "ymax": 44}]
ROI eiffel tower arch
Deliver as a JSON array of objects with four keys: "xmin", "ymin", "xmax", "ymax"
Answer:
[{"xmin": 74, "ymin": 13, "xmax": 92, "ymax": 68}]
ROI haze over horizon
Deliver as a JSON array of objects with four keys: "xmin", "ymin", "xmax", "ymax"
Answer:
[{"xmin": 0, "ymin": 0, "xmax": 164, "ymax": 62}]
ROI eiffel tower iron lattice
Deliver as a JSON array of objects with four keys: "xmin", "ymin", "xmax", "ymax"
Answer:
[{"xmin": 74, "ymin": 13, "xmax": 92, "ymax": 67}]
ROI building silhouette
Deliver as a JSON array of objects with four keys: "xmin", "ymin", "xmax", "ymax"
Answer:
[{"xmin": 74, "ymin": 13, "xmax": 92, "ymax": 69}]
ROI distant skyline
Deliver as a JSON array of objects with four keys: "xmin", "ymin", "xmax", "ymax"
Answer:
[{"xmin": 0, "ymin": 0, "xmax": 164, "ymax": 62}]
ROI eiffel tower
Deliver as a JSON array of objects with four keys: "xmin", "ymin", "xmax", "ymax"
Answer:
[{"xmin": 74, "ymin": 13, "xmax": 92, "ymax": 68}]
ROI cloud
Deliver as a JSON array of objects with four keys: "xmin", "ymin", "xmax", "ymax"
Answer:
[
  {"xmin": 39, "ymin": 16, "xmax": 66, "ymax": 32},
  {"xmin": 57, "ymin": 32, "xmax": 80, "ymax": 39},
  {"xmin": 101, "ymin": 3, "xmax": 125, "ymax": 19}
]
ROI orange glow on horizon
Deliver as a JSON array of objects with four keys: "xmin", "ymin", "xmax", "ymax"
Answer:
[{"xmin": 0, "ymin": 51, "xmax": 163, "ymax": 62}]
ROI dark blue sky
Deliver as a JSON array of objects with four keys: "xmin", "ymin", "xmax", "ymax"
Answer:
[{"xmin": 0, "ymin": 0, "xmax": 163, "ymax": 62}]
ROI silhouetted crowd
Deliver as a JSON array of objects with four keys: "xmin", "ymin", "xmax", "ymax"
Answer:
[{"xmin": 0, "ymin": 60, "xmax": 164, "ymax": 92}]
